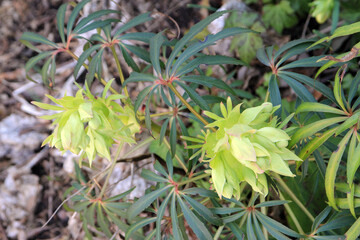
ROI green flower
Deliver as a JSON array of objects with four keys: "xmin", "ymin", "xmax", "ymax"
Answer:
[
  {"xmin": 201, "ymin": 98, "xmax": 301, "ymax": 199},
  {"xmin": 32, "ymin": 80, "xmax": 140, "ymax": 165},
  {"xmin": 310, "ymin": 0, "xmax": 334, "ymax": 24}
]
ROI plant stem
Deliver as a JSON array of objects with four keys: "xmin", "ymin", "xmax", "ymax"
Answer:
[
  {"xmin": 110, "ymin": 45, "xmax": 129, "ymax": 97},
  {"xmin": 279, "ymin": 191, "xmax": 305, "ymax": 235},
  {"xmin": 273, "ymin": 173, "xmax": 315, "ymax": 222},
  {"xmin": 99, "ymin": 142, "xmax": 124, "ymax": 199},
  {"xmin": 66, "ymin": 49, "xmax": 119, "ymax": 95},
  {"xmin": 260, "ymin": 195, "xmax": 269, "ymax": 240},
  {"xmin": 163, "ymin": 138, "xmax": 188, "ymax": 173},
  {"xmin": 138, "ymin": 111, "xmax": 174, "ymax": 121},
  {"xmin": 178, "ymin": 173, "xmax": 210, "ymax": 186},
  {"xmin": 214, "ymin": 225, "xmax": 225, "ymax": 240},
  {"xmin": 167, "ymin": 83, "xmax": 216, "ymax": 132}
]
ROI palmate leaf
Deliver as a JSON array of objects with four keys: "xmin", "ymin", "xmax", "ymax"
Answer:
[
  {"xmin": 57, "ymin": 3, "xmax": 67, "ymax": 45},
  {"xmin": 25, "ymin": 51, "xmax": 53, "ymax": 73},
  {"xmin": 120, "ymin": 44, "xmax": 140, "ymax": 72},
  {"xmin": 170, "ymin": 117, "xmax": 177, "ymax": 157},
  {"xmin": 73, "ymin": 9, "xmax": 118, "ymax": 33},
  {"xmin": 175, "ymin": 81, "xmax": 209, "ymax": 111},
  {"xmin": 127, "ymin": 185, "xmax": 172, "ymax": 221},
  {"xmin": 125, "ymin": 217, "xmax": 156, "ymax": 240},
  {"xmin": 118, "ymin": 32, "xmax": 156, "ymax": 43},
  {"xmin": 278, "ymin": 73, "xmax": 317, "ymax": 103},
  {"xmin": 181, "ymin": 75, "xmax": 236, "ymax": 96},
  {"xmin": 21, "ymin": 32, "xmax": 58, "ymax": 48},
  {"xmin": 113, "ymin": 12, "xmax": 153, "ymax": 39},
  {"xmin": 171, "ymin": 194, "xmax": 183, "ymax": 240},
  {"xmin": 74, "ymin": 44, "xmax": 102, "ymax": 78},
  {"xmin": 67, "ymin": 0, "xmax": 91, "ymax": 36},
  {"xmin": 289, "ymin": 117, "xmax": 346, "ymax": 148},
  {"xmin": 182, "ymin": 194, "xmax": 222, "ymax": 226},
  {"xmin": 177, "ymin": 195, "xmax": 213, "ymax": 240},
  {"xmin": 96, "ymin": 203, "xmax": 112, "ymax": 237},
  {"xmin": 165, "ymin": 11, "xmax": 228, "ymax": 76},
  {"xmin": 150, "ymin": 32, "xmax": 165, "ymax": 76},
  {"xmin": 123, "ymin": 43, "xmax": 151, "ymax": 62},
  {"xmin": 268, "ymin": 75, "xmax": 281, "ymax": 115},
  {"xmin": 141, "ymin": 169, "xmax": 168, "ymax": 183},
  {"xmin": 156, "ymin": 193, "xmax": 172, "ymax": 239},
  {"xmin": 169, "ymin": 27, "xmax": 252, "ymax": 76},
  {"xmin": 262, "ymin": 0, "xmax": 297, "ymax": 34}
]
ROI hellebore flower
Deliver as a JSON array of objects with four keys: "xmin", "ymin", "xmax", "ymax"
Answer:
[
  {"xmin": 32, "ymin": 80, "xmax": 140, "ymax": 165},
  {"xmin": 200, "ymin": 98, "xmax": 302, "ymax": 199}
]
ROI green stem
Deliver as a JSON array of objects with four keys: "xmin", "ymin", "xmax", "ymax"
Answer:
[
  {"xmin": 66, "ymin": 50, "xmax": 119, "ymax": 95},
  {"xmin": 138, "ymin": 111, "xmax": 174, "ymax": 121},
  {"xmin": 163, "ymin": 138, "xmax": 188, "ymax": 173},
  {"xmin": 273, "ymin": 173, "xmax": 315, "ymax": 222},
  {"xmin": 260, "ymin": 195, "xmax": 269, "ymax": 240},
  {"xmin": 264, "ymin": 90, "xmax": 270, "ymax": 102},
  {"xmin": 110, "ymin": 45, "xmax": 129, "ymax": 97},
  {"xmin": 178, "ymin": 173, "xmax": 210, "ymax": 186},
  {"xmin": 279, "ymin": 191, "xmax": 305, "ymax": 235},
  {"xmin": 167, "ymin": 83, "xmax": 216, "ymax": 132},
  {"xmin": 214, "ymin": 225, "xmax": 225, "ymax": 240},
  {"xmin": 99, "ymin": 142, "xmax": 124, "ymax": 199}
]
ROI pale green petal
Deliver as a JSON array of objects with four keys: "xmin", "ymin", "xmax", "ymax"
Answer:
[
  {"xmin": 269, "ymin": 153, "xmax": 295, "ymax": 177},
  {"xmin": 230, "ymin": 136, "xmax": 257, "ymax": 162},
  {"xmin": 279, "ymin": 148, "xmax": 303, "ymax": 161},
  {"xmin": 239, "ymin": 105, "xmax": 264, "ymax": 125},
  {"xmin": 210, "ymin": 156, "xmax": 226, "ymax": 198},
  {"xmin": 257, "ymin": 127, "xmax": 290, "ymax": 142},
  {"xmin": 78, "ymin": 102, "xmax": 93, "ymax": 122}
]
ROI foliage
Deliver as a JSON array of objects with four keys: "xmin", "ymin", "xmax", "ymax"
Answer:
[{"xmin": 21, "ymin": 0, "xmax": 360, "ymax": 239}]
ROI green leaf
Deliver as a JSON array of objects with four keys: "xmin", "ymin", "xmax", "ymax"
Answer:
[
  {"xmin": 141, "ymin": 169, "xmax": 168, "ymax": 182},
  {"xmin": 124, "ymin": 72, "xmax": 156, "ymax": 85},
  {"xmin": 282, "ymin": 71, "xmax": 336, "ymax": 103},
  {"xmin": 298, "ymin": 127, "xmax": 338, "ymax": 160},
  {"xmin": 73, "ymin": 9, "xmax": 118, "ymax": 33},
  {"xmin": 289, "ymin": 117, "xmax": 347, "ymax": 148},
  {"xmin": 127, "ymin": 185, "xmax": 171, "ymax": 221},
  {"xmin": 123, "ymin": 44, "xmax": 151, "ymax": 63},
  {"xmin": 295, "ymin": 102, "xmax": 346, "ymax": 115},
  {"xmin": 278, "ymin": 56, "xmax": 324, "ymax": 70},
  {"xmin": 222, "ymin": 211, "xmax": 246, "ymax": 223},
  {"xmin": 177, "ymin": 195, "xmax": 213, "ymax": 240},
  {"xmin": 309, "ymin": 21, "xmax": 360, "ymax": 48},
  {"xmin": 175, "ymin": 81, "xmax": 209, "ymax": 111},
  {"xmin": 74, "ymin": 44, "xmax": 102, "ymax": 78},
  {"xmin": 171, "ymin": 194, "xmax": 183, "ymax": 240},
  {"xmin": 317, "ymin": 215, "xmax": 354, "ymax": 233},
  {"xmin": 165, "ymin": 11, "xmax": 227, "ymax": 76},
  {"xmin": 170, "ymin": 27, "xmax": 253, "ymax": 76},
  {"xmin": 246, "ymin": 213, "xmax": 256, "ymax": 240},
  {"xmin": 56, "ymin": 3, "xmax": 67, "ymax": 45},
  {"xmin": 334, "ymin": 67, "xmax": 347, "ymax": 112},
  {"xmin": 155, "ymin": 193, "xmax": 172, "ymax": 239},
  {"xmin": 125, "ymin": 217, "xmax": 156, "ymax": 240},
  {"xmin": 311, "ymin": 206, "xmax": 332, "ymax": 233},
  {"xmin": 120, "ymin": 44, "xmax": 140, "ymax": 72},
  {"xmin": 104, "ymin": 187, "xmax": 135, "ymax": 202},
  {"xmin": 25, "ymin": 51, "xmax": 53, "ymax": 73},
  {"xmin": 86, "ymin": 48, "xmax": 104, "ymax": 85},
  {"xmin": 256, "ymin": 211, "xmax": 302, "ymax": 238},
  {"xmin": 20, "ymin": 39, "xmax": 42, "ymax": 53},
  {"xmin": 134, "ymin": 85, "xmax": 152, "ymax": 115},
  {"xmin": 252, "ymin": 212, "xmax": 267, "ymax": 240},
  {"xmin": 67, "ymin": 0, "xmax": 90, "ymax": 35},
  {"xmin": 231, "ymin": 25, "xmax": 264, "ymax": 64},
  {"xmin": 262, "ymin": 0, "xmax": 297, "ymax": 34},
  {"xmin": 76, "ymin": 19, "xmax": 116, "ymax": 35},
  {"xmin": 268, "ymin": 75, "xmax": 281, "ymax": 115},
  {"xmin": 118, "ymin": 32, "xmax": 156, "ymax": 43},
  {"xmin": 345, "ymin": 216, "xmax": 360, "ymax": 240},
  {"xmin": 279, "ymin": 73, "xmax": 316, "ymax": 102},
  {"xmin": 349, "ymin": 71, "xmax": 360, "ymax": 105},
  {"xmin": 182, "ymin": 194, "xmax": 222, "ymax": 226},
  {"xmin": 176, "ymin": 55, "xmax": 245, "ymax": 77},
  {"xmin": 114, "ymin": 12, "xmax": 153, "ymax": 38},
  {"xmin": 21, "ymin": 32, "xmax": 58, "ymax": 48},
  {"xmin": 348, "ymin": 138, "xmax": 360, "ymax": 185},
  {"xmin": 97, "ymin": 203, "xmax": 112, "ymax": 237},
  {"xmin": 335, "ymin": 113, "xmax": 359, "ymax": 136},
  {"xmin": 274, "ymin": 39, "xmax": 316, "ymax": 61},
  {"xmin": 255, "ymin": 200, "xmax": 288, "ymax": 208},
  {"xmin": 325, "ymin": 129, "xmax": 353, "ymax": 210},
  {"xmin": 41, "ymin": 57, "xmax": 52, "ymax": 85},
  {"xmin": 181, "ymin": 75, "xmax": 236, "ymax": 96},
  {"xmin": 170, "ymin": 117, "xmax": 177, "ymax": 157},
  {"xmin": 150, "ymin": 32, "xmax": 164, "ymax": 76}
]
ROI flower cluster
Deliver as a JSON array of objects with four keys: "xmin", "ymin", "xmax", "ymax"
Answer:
[
  {"xmin": 201, "ymin": 98, "xmax": 301, "ymax": 199},
  {"xmin": 33, "ymin": 80, "xmax": 140, "ymax": 165}
]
